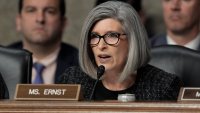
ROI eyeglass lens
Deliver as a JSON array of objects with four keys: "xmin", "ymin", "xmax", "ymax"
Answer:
[{"xmin": 90, "ymin": 32, "xmax": 122, "ymax": 45}]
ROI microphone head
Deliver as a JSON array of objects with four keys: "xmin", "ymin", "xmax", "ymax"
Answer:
[{"xmin": 97, "ymin": 65, "xmax": 105, "ymax": 79}]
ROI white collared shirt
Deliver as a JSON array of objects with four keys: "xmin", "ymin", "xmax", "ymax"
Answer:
[
  {"xmin": 32, "ymin": 47, "xmax": 60, "ymax": 84},
  {"xmin": 167, "ymin": 33, "xmax": 200, "ymax": 50}
]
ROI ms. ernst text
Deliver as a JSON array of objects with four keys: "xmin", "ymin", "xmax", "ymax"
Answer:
[{"xmin": 29, "ymin": 89, "xmax": 67, "ymax": 96}]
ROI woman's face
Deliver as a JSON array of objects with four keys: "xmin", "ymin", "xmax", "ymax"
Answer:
[{"xmin": 90, "ymin": 18, "xmax": 128, "ymax": 73}]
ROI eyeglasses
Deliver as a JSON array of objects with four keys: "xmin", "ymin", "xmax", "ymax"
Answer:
[{"xmin": 90, "ymin": 32, "xmax": 126, "ymax": 46}]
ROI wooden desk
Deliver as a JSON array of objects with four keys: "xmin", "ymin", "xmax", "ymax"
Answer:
[{"xmin": 0, "ymin": 100, "xmax": 200, "ymax": 112}]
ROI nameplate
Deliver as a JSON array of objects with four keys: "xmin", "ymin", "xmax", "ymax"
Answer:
[
  {"xmin": 178, "ymin": 87, "xmax": 200, "ymax": 101},
  {"xmin": 15, "ymin": 84, "xmax": 82, "ymax": 101}
]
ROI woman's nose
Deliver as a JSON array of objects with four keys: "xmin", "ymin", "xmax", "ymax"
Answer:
[{"xmin": 97, "ymin": 38, "xmax": 107, "ymax": 50}]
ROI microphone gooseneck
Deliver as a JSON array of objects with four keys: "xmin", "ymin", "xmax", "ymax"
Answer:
[{"xmin": 89, "ymin": 65, "xmax": 105, "ymax": 100}]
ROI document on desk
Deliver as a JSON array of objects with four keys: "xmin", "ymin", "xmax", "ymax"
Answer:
[{"xmin": 14, "ymin": 84, "xmax": 82, "ymax": 101}]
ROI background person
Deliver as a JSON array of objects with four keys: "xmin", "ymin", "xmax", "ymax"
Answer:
[
  {"xmin": 60, "ymin": 1, "xmax": 182, "ymax": 101},
  {"xmin": 9, "ymin": 0, "xmax": 78, "ymax": 84},
  {"xmin": 151, "ymin": 0, "xmax": 200, "ymax": 50}
]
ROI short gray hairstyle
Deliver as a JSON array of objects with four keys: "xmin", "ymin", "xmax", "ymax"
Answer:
[{"xmin": 79, "ymin": 1, "xmax": 150, "ymax": 81}]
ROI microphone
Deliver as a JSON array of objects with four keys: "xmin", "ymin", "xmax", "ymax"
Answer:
[
  {"xmin": 97, "ymin": 65, "xmax": 105, "ymax": 79},
  {"xmin": 89, "ymin": 65, "xmax": 105, "ymax": 100}
]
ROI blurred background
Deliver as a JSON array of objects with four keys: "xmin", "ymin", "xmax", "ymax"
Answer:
[{"xmin": 0, "ymin": 0, "xmax": 164, "ymax": 48}]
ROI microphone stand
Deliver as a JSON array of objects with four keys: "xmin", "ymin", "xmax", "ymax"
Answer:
[{"xmin": 89, "ymin": 65, "xmax": 105, "ymax": 100}]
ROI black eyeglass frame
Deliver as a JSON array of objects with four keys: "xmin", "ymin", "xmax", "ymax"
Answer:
[{"xmin": 89, "ymin": 32, "xmax": 126, "ymax": 46}]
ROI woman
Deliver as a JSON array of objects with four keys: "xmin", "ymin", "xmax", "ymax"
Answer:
[{"xmin": 60, "ymin": 1, "xmax": 182, "ymax": 101}]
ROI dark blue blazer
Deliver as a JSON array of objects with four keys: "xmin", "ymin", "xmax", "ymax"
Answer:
[
  {"xmin": 150, "ymin": 34, "xmax": 200, "ymax": 51},
  {"xmin": 8, "ymin": 42, "xmax": 79, "ymax": 83},
  {"xmin": 150, "ymin": 34, "xmax": 167, "ymax": 47}
]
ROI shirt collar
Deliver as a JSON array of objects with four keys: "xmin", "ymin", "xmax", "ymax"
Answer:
[
  {"xmin": 33, "ymin": 47, "xmax": 60, "ymax": 67},
  {"xmin": 167, "ymin": 33, "xmax": 200, "ymax": 50}
]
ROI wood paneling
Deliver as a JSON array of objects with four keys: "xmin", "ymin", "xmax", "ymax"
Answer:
[{"xmin": 0, "ymin": 100, "xmax": 200, "ymax": 112}]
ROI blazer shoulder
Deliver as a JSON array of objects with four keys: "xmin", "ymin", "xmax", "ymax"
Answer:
[
  {"xmin": 60, "ymin": 43, "xmax": 78, "ymax": 53},
  {"xmin": 7, "ymin": 41, "xmax": 23, "ymax": 49},
  {"xmin": 150, "ymin": 34, "xmax": 167, "ymax": 47},
  {"xmin": 136, "ymin": 64, "xmax": 183, "ymax": 100},
  {"xmin": 58, "ymin": 42, "xmax": 79, "ymax": 63},
  {"xmin": 139, "ymin": 64, "xmax": 181, "ymax": 84}
]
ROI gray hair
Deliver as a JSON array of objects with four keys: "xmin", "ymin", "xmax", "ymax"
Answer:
[{"xmin": 79, "ymin": 1, "xmax": 150, "ymax": 81}]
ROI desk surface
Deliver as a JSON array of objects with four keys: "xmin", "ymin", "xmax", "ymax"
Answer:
[{"xmin": 1, "ymin": 100, "xmax": 200, "ymax": 112}]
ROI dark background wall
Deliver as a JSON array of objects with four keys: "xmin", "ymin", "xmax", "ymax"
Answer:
[{"xmin": 0, "ymin": 0, "xmax": 164, "ymax": 48}]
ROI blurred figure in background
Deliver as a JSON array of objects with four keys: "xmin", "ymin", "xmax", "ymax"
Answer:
[
  {"xmin": 9, "ymin": 0, "xmax": 78, "ymax": 84},
  {"xmin": 151, "ymin": 0, "xmax": 200, "ymax": 51}
]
